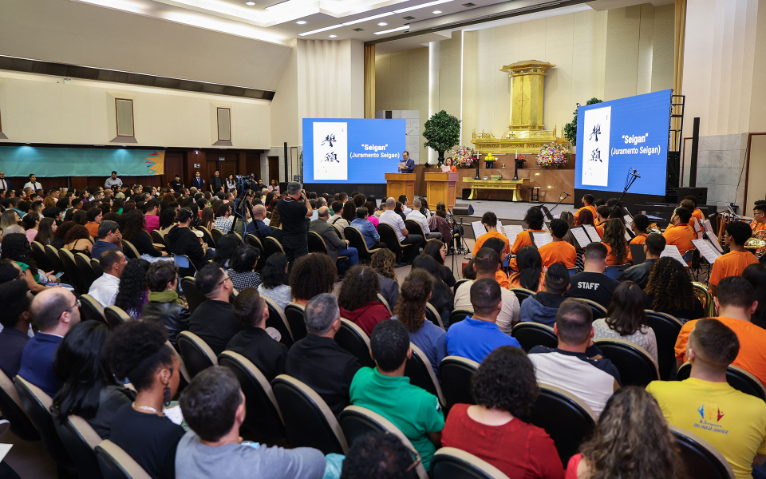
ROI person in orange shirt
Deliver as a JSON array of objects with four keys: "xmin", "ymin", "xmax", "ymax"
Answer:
[
  {"xmin": 85, "ymin": 207, "xmax": 102, "ymax": 238},
  {"xmin": 708, "ymin": 221, "xmax": 759, "ymax": 296},
  {"xmin": 683, "ymin": 195, "xmax": 706, "ymax": 225},
  {"xmin": 751, "ymin": 203, "xmax": 766, "ymax": 233},
  {"xmin": 663, "ymin": 207, "xmax": 695, "ymax": 258},
  {"xmin": 508, "ymin": 245, "xmax": 545, "ymax": 292},
  {"xmin": 509, "ymin": 208, "xmax": 547, "ymax": 270},
  {"xmin": 594, "ymin": 206, "xmax": 610, "ymax": 236},
  {"xmin": 538, "ymin": 219, "xmax": 577, "ymax": 268},
  {"xmin": 482, "ymin": 236, "xmax": 512, "ymax": 289},
  {"xmin": 472, "ymin": 211, "xmax": 510, "ymax": 256},
  {"xmin": 444, "ymin": 157, "xmax": 458, "ymax": 173},
  {"xmin": 573, "ymin": 194, "xmax": 597, "ymax": 222},
  {"xmin": 601, "ymin": 219, "xmax": 631, "ymax": 266},
  {"xmin": 675, "ymin": 276, "xmax": 766, "ymax": 387},
  {"xmin": 629, "ymin": 214, "xmax": 649, "ymax": 245}
]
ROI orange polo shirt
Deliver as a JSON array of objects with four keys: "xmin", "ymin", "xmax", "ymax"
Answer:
[
  {"xmin": 663, "ymin": 223, "xmax": 695, "ymax": 257},
  {"xmin": 692, "ymin": 208, "xmax": 705, "ymax": 224},
  {"xmin": 574, "ymin": 205, "xmax": 597, "ymax": 221},
  {"xmin": 510, "ymin": 229, "xmax": 546, "ymax": 271},
  {"xmin": 630, "ymin": 233, "xmax": 647, "ymax": 245},
  {"xmin": 495, "ymin": 270, "xmax": 511, "ymax": 289},
  {"xmin": 709, "ymin": 250, "xmax": 760, "ymax": 287},
  {"xmin": 603, "ymin": 243, "xmax": 631, "ymax": 266},
  {"xmin": 751, "ymin": 221, "xmax": 766, "ymax": 233},
  {"xmin": 472, "ymin": 231, "xmax": 510, "ymax": 256},
  {"xmin": 675, "ymin": 316, "xmax": 766, "ymax": 386},
  {"xmin": 538, "ymin": 240, "xmax": 577, "ymax": 268}
]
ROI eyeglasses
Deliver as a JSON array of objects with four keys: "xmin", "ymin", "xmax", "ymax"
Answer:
[
  {"xmin": 60, "ymin": 299, "xmax": 81, "ymax": 317},
  {"xmin": 218, "ymin": 274, "xmax": 232, "ymax": 286}
]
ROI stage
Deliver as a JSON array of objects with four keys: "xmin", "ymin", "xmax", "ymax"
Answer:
[{"xmin": 449, "ymin": 199, "xmax": 575, "ymax": 239}]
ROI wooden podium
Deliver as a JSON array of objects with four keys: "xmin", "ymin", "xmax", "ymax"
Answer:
[
  {"xmin": 385, "ymin": 173, "xmax": 415, "ymax": 207},
  {"xmin": 424, "ymin": 172, "xmax": 458, "ymax": 209}
]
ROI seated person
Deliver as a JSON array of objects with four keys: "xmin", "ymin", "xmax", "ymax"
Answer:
[
  {"xmin": 594, "ymin": 206, "xmax": 610, "ymax": 234},
  {"xmin": 510, "ymin": 208, "xmax": 548, "ymax": 271},
  {"xmin": 379, "ymin": 197, "xmax": 424, "ymax": 264},
  {"xmin": 285, "ymin": 293, "xmax": 361, "ymax": 417},
  {"xmin": 644, "ymin": 257, "xmax": 705, "ymax": 321},
  {"xmin": 91, "ymin": 220, "xmax": 123, "ymax": 261},
  {"xmin": 257, "ymin": 253, "xmax": 292, "ymax": 311},
  {"xmin": 339, "ymin": 432, "xmax": 420, "ymax": 479},
  {"xmin": 52, "ymin": 321, "xmax": 134, "ymax": 439},
  {"xmin": 167, "ymin": 208, "xmax": 208, "ymax": 272},
  {"xmin": 618, "ymin": 233, "xmax": 664, "ymax": 289},
  {"xmin": 289, "ymin": 253, "xmax": 337, "ymax": 307},
  {"xmin": 395, "ymin": 269, "xmax": 447, "ymax": 376},
  {"xmin": 528, "ymin": 299, "xmax": 621, "ymax": 416},
  {"xmin": 709, "ymin": 220, "xmax": 759, "ymax": 296},
  {"xmin": 538, "ymin": 219, "xmax": 576, "ymax": 268},
  {"xmin": 226, "ymin": 245, "xmax": 262, "ymax": 291},
  {"xmin": 601, "ymin": 219, "xmax": 630, "ymax": 266},
  {"xmin": 226, "ymin": 287, "xmax": 287, "ymax": 382},
  {"xmin": 566, "ymin": 243, "xmax": 619, "ymax": 309},
  {"xmin": 213, "ymin": 204, "xmax": 234, "ymax": 234},
  {"xmin": 509, "ymin": 245, "xmax": 544, "ymax": 291},
  {"xmin": 0, "ymin": 278, "xmax": 31, "ymax": 379},
  {"xmin": 675, "ymin": 277, "xmax": 766, "ymax": 386},
  {"xmin": 442, "ymin": 346, "xmax": 564, "ymax": 478},
  {"xmin": 122, "ymin": 210, "xmax": 167, "ymax": 259},
  {"xmin": 471, "ymin": 212, "xmax": 510, "ymax": 256},
  {"xmin": 338, "ymin": 266, "xmax": 390, "ymax": 336},
  {"xmin": 176, "ymin": 367, "xmax": 325, "ymax": 479},
  {"xmin": 445, "ymin": 278, "xmax": 521, "ymax": 363},
  {"xmin": 19, "ymin": 288, "xmax": 81, "ymax": 397},
  {"xmin": 309, "ymin": 206, "xmax": 358, "ymax": 267},
  {"xmin": 350, "ymin": 320, "xmax": 444, "ymax": 472},
  {"xmin": 188, "ymin": 264, "xmax": 243, "ymax": 356},
  {"xmin": 88, "ymin": 249, "xmax": 127, "ymax": 308},
  {"xmin": 85, "ymin": 207, "xmax": 102, "ymax": 238},
  {"xmin": 371, "ymin": 249, "xmax": 400, "ymax": 309},
  {"xmin": 454, "ymin": 248, "xmax": 520, "ymax": 333},
  {"xmin": 481, "ymin": 237, "xmax": 512, "ymax": 289},
  {"xmin": 521, "ymin": 262, "xmax": 570, "ymax": 327},
  {"xmin": 649, "ymin": 319, "xmax": 766, "ymax": 479},
  {"xmin": 593, "ymin": 281, "xmax": 658, "ymax": 363},
  {"xmin": 141, "ymin": 261, "xmax": 190, "ymax": 348},
  {"xmin": 411, "ymin": 254, "xmax": 453, "ymax": 328},
  {"xmin": 105, "ymin": 322, "xmax": 185, "ymax": 479},
  {"xmin": 663, "ymin": 206, "xmax": 695, "ymax": 258},
  {"xmin": 629, "ymin": 213, "xmax": 650, "ymax": 245},
  {"xmin": 405, "ymin": 198, "xmax": 441, "ymax": 240},
  {"xmin": 573, "ymin": 194, "xmax": 597, "ymax": 222},
  {"xmin": 350, "ymin": 207, "xmax": 385, "ymax": 250}
]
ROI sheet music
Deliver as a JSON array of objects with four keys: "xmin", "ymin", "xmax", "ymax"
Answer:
[
  {"xmin": 703, "ymin": 220, "xmax": 724, "ymax": 253},
  {"xmin": 584, "ymin": 225, "xmax": 600, "ymax": 242},
  {"xmin": 502, "ymin": 225, "xmax": 524, "ymax": 246},
  {"xmin": 660, "ymin": 244, "xmax": 689, "ymax": 268},
  {"xmin": 623, "ymin": 216, "xmax": 634, "ymax": 233},
  {"xmin": 571, "ymin": 226, "xmax": 595, "ymax": 248},
  {"xmin": 692, "ymin": 238, "xmax": 722, "ymax": 264},
  {"xmin": 471, "ymin": 221, "xmax": 487, "ymax": 239},
  {"xmin": 624, "ymin": 231, "xmax": 632, "ymax": 242},
  {"xmin": 532, "ymin": 232, "xmax": 553, "ymax": 248},
  {"xmin": 497, "ymin": 220, "xmax": 503, "ymax": 229}
]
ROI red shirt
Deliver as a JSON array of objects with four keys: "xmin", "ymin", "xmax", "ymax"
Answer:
[
  {"xmin": 339, "ymin": 301, "xmax": 390, "ymax": 336},
  {"xmin": 442, "ymin": 404, "xmax": 564, "ymax": 479}
]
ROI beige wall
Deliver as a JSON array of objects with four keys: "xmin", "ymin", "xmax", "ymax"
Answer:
[{"xmin": 0, "ymin": 71, "xmax": 271, "ymax": 149}]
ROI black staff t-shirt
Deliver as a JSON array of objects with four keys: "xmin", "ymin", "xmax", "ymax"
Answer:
[{"xmin": 565, "ymin": 272, "xmax": 619, "ymax": 309}]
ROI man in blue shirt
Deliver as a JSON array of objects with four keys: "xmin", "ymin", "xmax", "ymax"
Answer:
[
  {"xmin": 350, "ymin": 207, "xmax": 385, "ymax": 250},
  {"xmin": 445, "ymin": 278, "xmax": 521, "ymax": 363},
  {"xmin": 18, "ymin": 288, "xmax": 81, "ymax": 397},
  {"xmin": 91, "ymin": 220, "xmax": 123, "ymax": 261},
  {"xmin": 398, "ymin": 151, "xmax": 414, "ymax": 173}
]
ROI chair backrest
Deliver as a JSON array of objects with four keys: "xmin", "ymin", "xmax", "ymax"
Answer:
[
  {"xmin": 405, "ymin": 219, "xmax": 426, "ymax": 238},
  {"xmin": 377, "ymin": 223, "xmax": 403, "ymax": 252},
  {"xmin": 510, "ymin": 288, "xmax": 535, "ymax": 305},
  {"xmin": 31, "ymin": 240, "xmax": 54, "ymax": 272},
  {"xmin": 671, "ymin": 425, "xmax": 735, "ymax": 479},
  {"xmin": 284, "ymin": 302, "xmax": 308, "ymax": 342},
  {"xmin": 344, "ymin": 226, "xmax": 380, "ymax": 259},
  {"xmin": 439, "ymin": 356, "xmax": 479, "ymax": 413},
  {"xmin": 263, "ymin": 296, "xmax": 294, "ymax": 348},
  {"xmin": 45, "ymin": 244, "xmax": 65, "ymax": 272},
  {"xmin": 54, "ymin": 413, "xmax": 104, "ymax": 479},
  {"xmin": 307, "ymin": 231, "xmax": 328, "ymax": 255},
  {"xmin": 104, "ymin": 306, "xmax": 132, "ymax": 329},
  {"xmin": 449, "ymin": 309, "xmax": 473, "ymax": 326},
  {"xmin": 195, "ymin": 226, "xmax": 215, "ymax": 247},
  {"xmin": 335, "ymin": 319, "xmax": 376, "ymax": 368},
  {"xmin": 404, "ymin": 344, "xmax": 445, "ymax": 407},
  {"xmin": 14, "ymin": 375, "xmax": 74, "ymax": 469},
  {"xmin": 217, "ymin": 351, "xmax": 285, "ymax": 438},
  {"xmin": 91, "ymin": 258, "xmax": 103, "ymax": 278},
  {"xmin": 594, "ymin": 338, "xmax": 659, "ymax": 387},
  {"xmin": 96, "ymin": 440, "xmax": 152, "ymax": 479},
  {"xmin": 567, "ymin": 267, "xmax": 578, "ymax": 276},
  {"xmin": 377, "ymin": 293, "xmax": 393, "ymax": 315},
  {"xmin": 180, "ymin": 276, "xmax": 205, "ymax": 314},
  {"xmin": 0, "ymin": 369, "xmax": 38, "ymax": 441},
  {"xmin": 245, "ymin": 234, "xmax": 266, "ymax": 269},
  {"xmin": 271, "ymin": 374, "xmax": 348, "ymax": 455},
  {"xmin": 210, "ymin": 228, "xmax": 223, "ymax": 245},
  {"xmin": 677, "ymin": 362, "xmax": 766, "ymax": 400},
  {"xmin": 339, "ymin": 405, "xmax": 428, "ymax": 479},
  {"xmin": 528, "ymin": 383, "xmax": 597, "ymax": 465},
  {"xmin": 453, "ymin": 279, "xmax": 470, "ymax": 301},
  {"xmin": 431, "ymin": 447, "xmax": 511, "ymax": 479},
  {"xmin": 59, "ymin": 247, "xmax": 85, "ymax": 293},
  {"xmin": 425, "ymin": 303, "xmax": 445, "ymax": 329},
  {"xmin": 75, "ymin": 252, "xmax": 98, "ymax": 290},
  {"xmin": 511, "ymin": 322, "xmax": 558, "ymax": 352},
  {"xmin": 575, "ymin": 298, "xmax": 607, "ymax": 320},
  {"xmin": 264, "ymin": 237, "xmax": 286, "ymax": 258},
  {"xmin": 177, "ymin": 331, "xmax": 218, "ymax": 378},
  {"xmin": 644, "ymin": 310, "xmax": 683, "ymax": 380},
  {"xmin": 121, "ymin": 240, "xmax": 140, "ymax": 260},
  {"xmin": 604, "ymin": 265, "xmax": 628, "ymax": 279},
  {"xmin": 150, "ymin": 230, "xmax": 166, "ymax": 246},
  {"xmin": 80, "ymin": 293, "xmax": 108, "ymax": 326}
]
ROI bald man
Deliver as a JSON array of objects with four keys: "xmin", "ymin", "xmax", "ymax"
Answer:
[
  {"xmin": 251, "ymin": 204, "xmax": 272, "ymax": 239},
  {"xmin": 18, "ymin": 288, "xmax": 81, "ymax": 396},
  {"xmin": 309, "ymin": 206, "xmax": 358, "ymax": 268}
]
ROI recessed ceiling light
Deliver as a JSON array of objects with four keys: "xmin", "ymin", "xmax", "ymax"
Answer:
[
  {"xmin": 329, "ymin": 34, "xmax": 337, "ymax": 38},
  {"xmin": 378, "ymin": 22, "xmax": 388, "ymax": 26},
  {"xmin": 245, "ymin": 1, "xmax": 255, "ymax": 5},
  {"xmin": 342, "ymin": 12, "xmax": 393, "ymax": 26},
  {"xmin": 296, "ymin": 20, "xmax": 307, "ymax": 24},
  {"xmin": 432, "ymin": 10, "xmax": 442, "ymax": 13},
  {"xmin": 394, "ymin": 0, "xmax": 452, "ymax": 14}
]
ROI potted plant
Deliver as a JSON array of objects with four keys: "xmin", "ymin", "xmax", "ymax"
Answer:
[
  {"xmin": 564, "ymin": 98, "xmax": 603, "ymax": 146},
  {"xmin": 424, "ymin": 110, "xmax": 461, "ymax": 167}
]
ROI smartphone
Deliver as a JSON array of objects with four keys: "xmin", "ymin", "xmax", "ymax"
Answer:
[
  {"xmin": 502, "ymin": 254, "xmax": 511, "ymax": 269},
  {"xmin": 55, "ymin": 272, "xmax": 65, "ymax": 279}
]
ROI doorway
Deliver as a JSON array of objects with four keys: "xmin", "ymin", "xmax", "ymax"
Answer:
[{"xmin": 268, "ymin": 156, "xmax": 279, "ymax": 185}]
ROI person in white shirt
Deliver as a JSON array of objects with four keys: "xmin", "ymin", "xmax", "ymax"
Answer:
[
  {"xmin": 398, "ymin": 195, "xmax": 412, "ymax": 216},
  {"xmin": 105, "ymin": 171, "xmax": 123, "ymax": 189},
  {"xmin": 0, "ymin": 172, "xmax": 14, "ymax": 192},
  {"xmin": 379, "ymin": 197, "xmax": 424, "ymax": 264},
  {"xmin": 88, "ymin": 249, "xmax": 128, "ymax": 308},
  {"xmin": 453, "ymin": 247, "xmax": 520, "ymax": 333},
  {"xmin": 406, "ymin": 198, "xmax": 442, "ymax": 240},
  {"xmin": 23, "ymin": 174, "xmax": 43, "ymax": 192}
]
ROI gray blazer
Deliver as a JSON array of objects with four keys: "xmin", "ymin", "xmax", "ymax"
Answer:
[{"xmin": 309, "ymin": 219, "xmax": 344, "ymax": 262}]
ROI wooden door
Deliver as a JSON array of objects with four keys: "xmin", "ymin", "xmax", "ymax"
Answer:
[
  {"xmin": 164, "ymin": 152, "xmax": 184, "ymax": 188},
  {"xmin": 206, "ymin": 162, "xmax": 218, "ymax": 184},
  {"xmin": 219, "ymin": 162, "xmax": 237, "ymax": 180},
  {"xmin": 268, "ymin": 156, "xmax": 279, "ymax": 184}
]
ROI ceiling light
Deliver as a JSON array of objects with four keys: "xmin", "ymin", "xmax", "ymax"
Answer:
[
  {"xmin": 245, "ymin": 1, "xmax": 254, "ymax": 4},
  {"xmin": 378, "ymin": 22, "xmax": 388, "ymax": 26},
  {"xmin": 296, "ymin": 20, "xmax": 306, "ymax": 24},
  {"xmin": 299, "ymin": 24, "xmax": 342, "ymax": 36},
  {"xmin": 374, "ymin": 24, "xmax": 409, "ymax": 35},
  {"xmin": 341, "ymin": 12, "xmax": 393, "ymax": 26},
  {"xmin": 394, "ymin": 0, "xmax": 452, "ymax": 14},
  {"xmin": 432, "ymin": 10, "xmax": 441, "ymax": 13},
  {"xmin": 329, "ymin": 34, "xmax": 337, "ymax": 38}
]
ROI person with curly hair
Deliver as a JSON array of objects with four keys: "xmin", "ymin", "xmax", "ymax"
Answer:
[
  {"xmin": 142, "ymin": 261, "xmax": 189, "ymax": 347},
  {"xmin": 567, "ymin": 386, "xmax": 685, "ymax": 479},
  {"xmin": 601, "ymin": 218, "xmax": 630, "ymax": 266},
  {"xmin": 593, "ymin": 281, "xmax": 657, "ymax": 362},
  {"xmin": 442, "ymin": 346, "xmax": 563, "ymax": 478},
  {"xmin": 114, "ymin": 258, "xmax": 150, "ymax": 319},
  {"xmin": 340, "ymin": 432, "xmax": 419, "ymax": 479},
  {"xmin": 337, "ymin": 266, "xmax": 390, "ymax": 335},
  {"xmin": 1, "ymin": 233, "xmax": 55, "ymax": 292},
  {"xmin": 63, "ymin": 224, "xmax": 93, "ymax": 256},
  {"xmin": 226, "ymin": 245, "xmax": 261, "ymax": 291},
  {"xmin": 289, "ymin": 253, "xmax": 337, "ymax": 306},
  {"xmin": 122, "ymin": 209, "xmax": 166, "ymax": 259},
  {"xmin": 51, "ymin": 220, "xmax": 75, "ymax": 249},
  {"xmin": 395, "ymin": 269, "xmax": 446, "ymax": 375},
  {"xmin": 366, "ymin": 249, "xmax": 398, "ymax": 310},
  {"xmin": 644, "ymin": 257, "xmax": 705, "ymax": 321},
  {"xmin": 105, "ymin": 321, "xmax": 185, "ymax": 479},
  {"xmin": 257, "ymin": 253, "xmax": 291, "ymax": 311}
]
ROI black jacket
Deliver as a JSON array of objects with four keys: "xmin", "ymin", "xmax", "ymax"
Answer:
[
  {"xmin": 618, "ymin": 259, "xmax": 657, "ymax": 289},
  {"xmin": 141, "ymin": 301, "xmax": 190, "ymax": 347},
  {"xmin": 167, "ymin": 225, "xmax": 207, "ymax": 271}
]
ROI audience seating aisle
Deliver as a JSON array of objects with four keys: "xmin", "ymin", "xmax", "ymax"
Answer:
[{"xmin": 5, "ymin": 183, "xmax": 766, "ymax": 479}]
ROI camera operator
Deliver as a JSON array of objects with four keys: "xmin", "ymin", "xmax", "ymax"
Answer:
[{"xmin": 277, "ymin": 181, "xmax": 313, "ymax": 263}]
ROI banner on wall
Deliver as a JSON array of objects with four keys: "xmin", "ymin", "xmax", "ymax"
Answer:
[{"xmin": 0, "ymin": 147, "xmax": 165, "ymax": 177}]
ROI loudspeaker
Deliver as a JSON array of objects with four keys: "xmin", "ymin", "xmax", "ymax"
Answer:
[
  {"xmin": 678, "ymin": 187, "xmax": 707, "ymax": 206},
  {"xmin": 453, "ymin": 204, "xmax": 474, "ymax": 216}
]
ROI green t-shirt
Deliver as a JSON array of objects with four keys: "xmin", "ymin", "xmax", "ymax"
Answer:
[
  {"xmin": 14, "ymin": 261, "xmax": 40, "ymax": 283},
  {"xmin": 349, "ymin": 367, "xmax": 444, "ymax": 471}
]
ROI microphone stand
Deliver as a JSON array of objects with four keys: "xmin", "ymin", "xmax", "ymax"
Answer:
[
  {"xmin": 616, "ymin": 168, "xmax": 640, "ymax": 209},
  {"xmin": 547, "ymin": 192, "xmax": 571, "ymax": 216}
]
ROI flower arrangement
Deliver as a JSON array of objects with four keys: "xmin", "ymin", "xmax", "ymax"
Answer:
[
  {"xmin": 537, "ymin": 143, "xmax": 570, "ymax": 168},
  {"xmin": 452, "ymin": 145, "xmax": 477, "ymax": 168}
]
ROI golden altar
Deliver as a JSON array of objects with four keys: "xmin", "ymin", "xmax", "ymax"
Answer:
[{"xmin": 463, "ymin": 178, "xmax": 530, "ymax": 201}]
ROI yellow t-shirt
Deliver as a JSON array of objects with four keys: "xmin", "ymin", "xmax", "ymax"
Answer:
[{"xmin": 647, "ymin": 378, "xmax": 766, "ymax": 479}]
